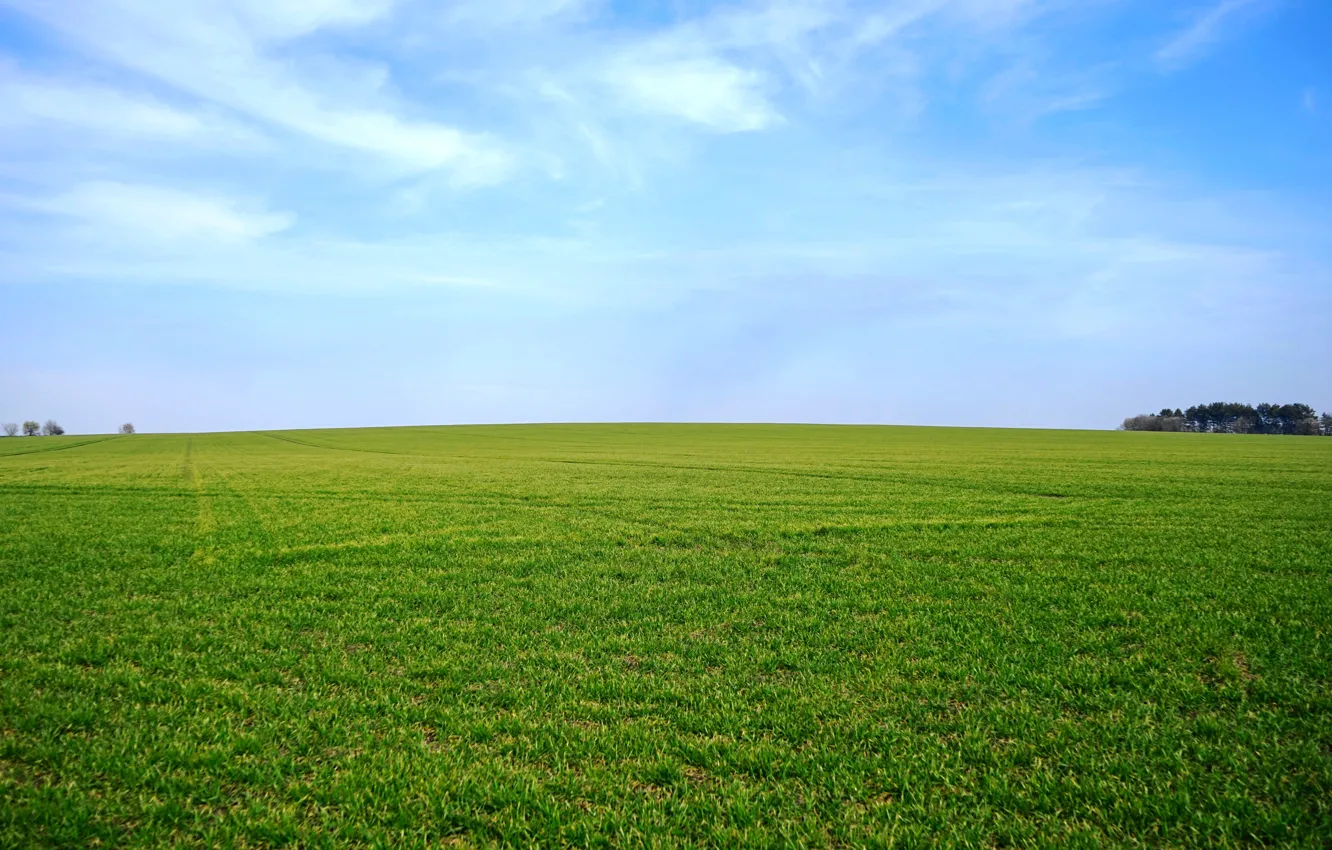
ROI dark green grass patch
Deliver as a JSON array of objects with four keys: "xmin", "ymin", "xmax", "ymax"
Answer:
[{"xmin": 1, "ymin": 425, "xmax": 1330, "ymax": 847}]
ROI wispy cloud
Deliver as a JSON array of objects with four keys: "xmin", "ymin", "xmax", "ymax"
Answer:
[
  {"xmin": 605, "ymin": 55, "xmax": 780, "ymax": 133},
  {"xmin": 439, "ymin": 0, "xmax": 595, "ymax": 29},
  {"xmin": 24, "ymin": 181, "xmax": 293, "ymax": 243},
  {"xmin": 979, "ymin": 62, "xmax": 1108, "ymax": 123},
  {"xmin": 0, "ymin": 64, "xmax": 264, "ymax": 149},
  {"xmin": 1156, "ymin": 0, "xmax": 1265, "ymax": 69},
  {"xmin": 2, "ymin": 0, "xmax": 510, "ymax": 179}
]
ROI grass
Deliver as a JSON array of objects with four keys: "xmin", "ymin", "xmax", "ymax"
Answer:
[{"xmin": 1, "ymin": 424, "xmax": 1330, "ymax": 848}]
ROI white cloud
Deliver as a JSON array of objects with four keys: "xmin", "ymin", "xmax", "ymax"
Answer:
[
  {"xmin": 2, "ymin": 0, "xmax": 510, "ymax": 178},
  {"xmin": 31, "ymin": 182, "xmax": 293, "ymax": 242},
  {"xmin": 979, "ymin": 62, "xmax": 1108, "ymax": 123},
  {"xmin": 570, "ymin": 1, "xmax": 849, "ymax": 135},
  {"xmin": 440, "ymin": 0, "xmax": 595, "ymax": 28},
  {"xmin": 606, "ymin": 55, "xmax": 780, "ymax": 133},
  {"xmin": 0, "ymin": 0, "xmax": 1318, "ymax": 334},
  {"xmin": 1156, "ymin": 0, "xmax": 1263, "ymax": 69},
  {"xmin": 0, "ymin": 66, "xmax": 263, "ymax": 148},
  {"xmin": 578, "ymin": 0, "xmax": 1041, "ymax": 138},
  {"xmin": 697, "ymin": 0, "xmax": 839, "ymax": 51},
  {"xmin": 228, "ymin": 0, "xmax": 397, "ymax": 39}
]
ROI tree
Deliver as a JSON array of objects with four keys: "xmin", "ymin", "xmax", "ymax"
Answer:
[
  {"xmin": 41, "ymin": 420, "xmax": 64, "ymax": 436},
  {"xmin": 119, "ymin": 423, "xmax": 136, "ymax": 435},
  {"xmin": 1256, "ymin": 403, "xmax": 1275, "ymax": 433},
  {"xmin": 22, "ymin": 421, "xmax": 39, "ymax": 436},
  {"xmin": 2, "ymin": 423, "xmax": 16, "ymax": 437},
  {"xmin": 1294, "ymin": 416, "xmax": 1321, "ymax": 436},
  {"xmin": 1122, "ymin": 415, "xmax": 1159, "ymax": 431},
  {"xmin": 1122, "ymin": 414, "xmax": 1184, "ymax": 432},
  {"xmin": 1285, "ymin": 404, "xmax": 1318, "ymax": 436},
  {"xmin": 1159, "ymin": 415, "xmax": 1185, "ymax": 432},
  {"xmin": 1135, "ymin": 402, "xmax": 1322, "ymax": 435}
]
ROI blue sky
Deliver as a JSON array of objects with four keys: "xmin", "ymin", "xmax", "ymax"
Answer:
[{"xmin": 1, "ymin": 0, "xmax": 1329, "ymax": 433}]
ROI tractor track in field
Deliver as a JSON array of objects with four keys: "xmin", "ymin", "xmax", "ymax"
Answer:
[
  {"xmin": 180, "ymin": 438, "xmax": 217, "ymax": 560},
  {"xmin": 0, "ymin": 435, "xmax": 118, "ymax": 459}
]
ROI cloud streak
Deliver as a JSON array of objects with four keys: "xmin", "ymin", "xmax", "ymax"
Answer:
[
  {"xmin": 27, "ymin": 181, "xmax": 294, "ymax": 242},
  {"xmin": 2, "ymin": 0, "xmax": 510, "ymax": 178},
  {"xmin": 1156, "ymin": 0, "xmax": 1264, "ymax": 69},
  {"xmin": 606, "ymin": 55, "xmax": 780, "ymax": 132},
  {"xmin": 0, "ymin": 64, "xmax": 264, "ymax": 149}
]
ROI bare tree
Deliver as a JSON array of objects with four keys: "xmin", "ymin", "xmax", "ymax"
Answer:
[
  {"xmin": 119, "ymin": 423, "xmax": 136, "ymax": 435},
  {"xmin": 22, "ymin": 420, "xmax": 39, "ymax": 436},
  {"xmin": 1294, "ymin": 416, "xmax": 1321, "ymax": 436},
  {"xmin": 2, "ymin": 423, "xmax": 16, "ymax": 437},
  {"xmin": 41, "ymin": 420, "xmax": 65, "ymax": 436},
  {"xmin": 1121, "ymin": 414, "xmax": 1185, "ymax": 432}
]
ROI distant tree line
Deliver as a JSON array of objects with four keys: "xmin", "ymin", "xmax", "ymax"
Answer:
[
  {"xmin": 2, "ymin": 421, "xmax": 136, "ymax": 436},
  {"xmin": 3, "ymin": 420, "xmax": 65, "ymax": 436},
  {"xmin": 1123, "ymin": 403, "xmax": 1332, "ymax": 435}
]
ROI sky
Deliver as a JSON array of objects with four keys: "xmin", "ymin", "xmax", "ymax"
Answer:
[{"xmin": 0, "ymin": 0, "xmax": 1329, "ymax": 434}]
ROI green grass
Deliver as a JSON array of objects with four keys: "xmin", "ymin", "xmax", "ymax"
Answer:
[{"xmin": 1, "ymin": 424, "xmax": 1330, "ymax": 848}]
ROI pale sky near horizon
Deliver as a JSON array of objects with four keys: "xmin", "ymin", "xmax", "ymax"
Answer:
[{"xmin": 1, "ymin": 0, "xmax": 1329, "ymax": 434}]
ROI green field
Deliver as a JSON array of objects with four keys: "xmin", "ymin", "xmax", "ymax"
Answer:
[{"xmin": 1, "ymin": 425, "xmax": 1330, "ymax": 847}]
